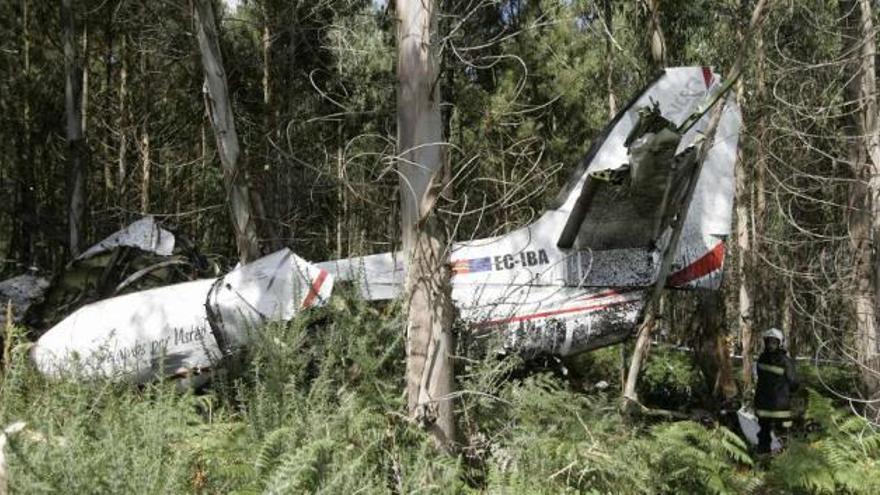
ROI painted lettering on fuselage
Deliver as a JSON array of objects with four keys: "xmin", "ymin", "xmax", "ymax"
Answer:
[
  {"xmin": 492, "ymin": 249, "xmax": 550, "ymax": 271},
  {"xmin": 451, "ymin": 249, "xmax": 550, "ymax": 276}
]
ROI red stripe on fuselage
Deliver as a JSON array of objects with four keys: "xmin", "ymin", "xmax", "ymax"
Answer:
[
  {"xmin": 302, "ymin": 269, "xmax": 329, "ymax": 308},
  {"xmin": 473, "ymin": 298, "xmax": 633, "ymax": 329},
  {"xmin": 702, "ymin": 66, "xmax": 714, "ymax": 88},
  {"xmin": 578, "ymin": 288, "xmax": 619, "ymax": 301},
  {"xmin": 667, "ymin": 242, "xmax": 724, "ymax": 287}
]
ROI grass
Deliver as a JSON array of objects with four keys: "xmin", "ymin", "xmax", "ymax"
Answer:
[{"xmin": 2, "ymin": 292, "xmax": 879, "ymax": 494}]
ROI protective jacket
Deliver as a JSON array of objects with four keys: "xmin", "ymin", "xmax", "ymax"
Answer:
[{"xmin": 755, "ymin": 349, "xmax": 799, "ymax": 418}]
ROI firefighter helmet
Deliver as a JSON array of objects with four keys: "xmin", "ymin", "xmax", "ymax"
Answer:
[{"xmin": 762, "ymin": 327, "xmax": 785, "ymax": 345}]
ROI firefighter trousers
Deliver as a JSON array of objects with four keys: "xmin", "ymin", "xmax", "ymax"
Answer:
[{"xmin": 757, "ymin": 416, "xmax": 792, "ymax": 453}]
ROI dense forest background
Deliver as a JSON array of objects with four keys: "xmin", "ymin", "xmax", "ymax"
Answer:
[{"xmin": 1, "ymin": 0, "xmax": 880, "ymax": 493}]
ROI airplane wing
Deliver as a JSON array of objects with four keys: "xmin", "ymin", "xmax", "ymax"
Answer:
[{"xmin": 317, "ymin": 252, "xmax": 404, "ymax": 301}]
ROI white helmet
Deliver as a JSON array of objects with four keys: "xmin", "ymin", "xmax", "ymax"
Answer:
[{"xmin": 762, "ymin": 328, "xmax": 784, "ymax": 345}]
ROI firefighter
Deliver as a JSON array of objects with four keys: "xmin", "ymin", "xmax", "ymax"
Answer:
[{"xmin": 755, "ymin": 327, "xmax": 800, "ymax": 454}]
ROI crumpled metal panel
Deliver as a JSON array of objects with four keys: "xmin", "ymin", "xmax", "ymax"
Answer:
[
  {"xmin": 208, "ymin": 249, "xmax": 333, "ymax": 353},
  {"xmin": 77, "ymin": 216, "xmax": 175, "ymax": 261},
  {"xmin": 0, "ymin": 274, "xmax": 50, "ymax": 327}
]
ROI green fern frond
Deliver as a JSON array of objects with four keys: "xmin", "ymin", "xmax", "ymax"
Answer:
[
  {"xmin": 264, "ymin": 438, "xmax": 337, "ymax": 494},
  {"xmin": 256, "ymin": 427, "xmax": 295, "ymax": 478},
  {"xmin": 860, "ymin": 432, "xmax": 880, "ymax": 454},
  {"xmin": 768, "ymin": 441, "xmax": 835, "ymax": 494}
]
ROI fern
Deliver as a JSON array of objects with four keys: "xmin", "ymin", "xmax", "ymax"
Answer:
[
  {"xmin": 255, "ymin": 427, "xmax": 295, "ymax": 478},
  {"xmin": 643, "ymin": 421, "xmax": 756, "ymax": 494},
  {"xmin": 766, "ymin": 388, "xmax": 880, "ymax": 494},
  {"xmin": 264, "ymin": 438, "xmax": 337, "ymax": 494},
  {"xmin": 5, "ymin": 291, "xmax": 879, "ymax": 494}
]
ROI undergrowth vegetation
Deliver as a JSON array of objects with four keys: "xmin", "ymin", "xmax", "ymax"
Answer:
[{"xmin": 2, "ymin": 293, "xmax": 879, "ymax": 494}]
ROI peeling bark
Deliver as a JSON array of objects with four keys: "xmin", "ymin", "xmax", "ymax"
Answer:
[
  {"xmin": 194, "ymin": 0, "xmax": 261, "ymax": 263},
  {"xmin": 734, "ymin": 24, "xmax": 755, "ymax": 388},
  {"xmin": 691, "ymin": 290, "xmax": 738, "ymax": 407},
  {"xmin": 646, "ymin": 0, "xmax": 666, "ymax": 70},
  {"xmin": 396, "ymin": 0, "xmax": 457, "ymax": 449},
  {"xmin": 603, "ymin": 0, "xmax": 616, "ymax": 117},
  {"xmin": 62, "ymin": 0, "xmax": 88, "ymax": 257},
  {"xmin": 842, "ymin": 0, "xmax": 880, "ymax": 420}
]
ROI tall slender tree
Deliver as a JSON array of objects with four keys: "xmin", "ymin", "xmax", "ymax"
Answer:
[
  {"xmin": 735, "ymin": 0, "xmax": 756, "ymax": 389},
  {"xmin": 842, "ymin": 0, "xmax": 880, "ymax": 419},
  {"xmin": 193, "ymin": 0, "xmax": 261, "ymax": 263},
  {"xmin": 645, "ymin": 0, "xmax": 666, "ymax": 70},
  {"xmin": 396, "ymin": 0, "xmax": 457, "ymax": 448},
  {"xmin": 62, "ymin": 0, "xmax": 88, "ymax": 256}
]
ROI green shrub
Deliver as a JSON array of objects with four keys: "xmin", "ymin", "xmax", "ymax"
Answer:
[
  {"xmin": 563, "ymin": 345, "xmax": 624, "ymax": 391},
  {"xmin": 638, "ymin": 347, "xmax": 703, "ymax": 409},
  {"xmin": 639, "ymin": 421, "xmax": 758, "ymax": 494},
  {"xmin": 765, "ymin": 389, "xmax": 880, "ymax": 494}
]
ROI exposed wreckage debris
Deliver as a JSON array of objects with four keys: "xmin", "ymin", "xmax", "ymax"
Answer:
[
  {"xmin": 76, "ymin": 216, "xmax": 175, "ymax": 260},
  {"xmin": 25, "ymin": 66, "xmax": 740, "ymax": 384},
  {"xmin": 0, "ymin": 274, "xmax": 50, "ymax": 328},
  {"xmin": 21, "ymin": 217, "xmax": 215, "ymax": 329}
]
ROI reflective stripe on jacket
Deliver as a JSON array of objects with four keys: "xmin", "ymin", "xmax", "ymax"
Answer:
[{"xmin": 755, "ymin": 349, "xmax": 799, "ymax": 413}]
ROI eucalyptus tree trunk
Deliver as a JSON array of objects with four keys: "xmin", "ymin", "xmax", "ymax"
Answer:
[
  {"xmin": 623, "ymin": 0, "xmax": 669, "ymax": 406},
  {"xmin": 396, "ymin": 0, "xmax": 457, "ymax": 448},
  {"xmin": 842, "ymin": 0, "xmax": 880, "ymax": 420},
  {"xmin": 621, "ymin": 0, "xmax": 668, "ymax": 405},
  {"xmin": 734, "ymin": 9, "xmax": 755, "ymax": 389},
  {"xmin": 692, "ymin": 290, "xmax": 738, "ymax": 406},
  {"xmin": 255, "ymin": 4, "xmax": 281, "ymax": 252},
  {"xmin": 62, "ymin": 0, "xmax": 88, "ymax": 256},
  {"xmin": 646, "ymin": 0, "xmax": 666, "ymax": 70},
  {"xmin": 603, "ymin": 0, "xmax": 616, "ymax": 117},
  {"xmin": 117, "ymin": 35, "xmax": 128, "ymax": 189},
  {"xmin": 13, "ymin": 0, "xmax": 37, "ymax": 265},
  {"xmin": 740, "ymin": 14, "xmax": 768, "ymax": 340},
  {"xmin": 140, "ymin": 126, "xmax": 150, "ymax": 213},
  {"xmin": 194, "ymin": 0, "xmax": 261, "ymax": 263},
  {"xmin": 80, "ymin": 21, "xmax": 88, "ymax": 134}
]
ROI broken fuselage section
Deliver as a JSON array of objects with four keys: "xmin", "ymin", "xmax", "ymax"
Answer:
[
  {"xmin": 31, "ymin": 249, "xmax": 332, "ymax": 385},
  {"xmin": 320, "ymin": 67, "xmax": 741, "ymax": 359}
]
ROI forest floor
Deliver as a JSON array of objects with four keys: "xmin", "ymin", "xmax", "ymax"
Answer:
[{"xmin": 1, "ymin": 294, "xmax": 879, "ymax": 494}]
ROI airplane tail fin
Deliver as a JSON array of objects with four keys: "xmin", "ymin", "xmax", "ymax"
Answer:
[{"xmin": 553, "ymin": 67, "xmax": 741, "ymax": 290}]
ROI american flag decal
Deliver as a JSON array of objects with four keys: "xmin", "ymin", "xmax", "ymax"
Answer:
[{"xmin": 451, "ymin": 256, "xmax": 493, "ymax": 275}]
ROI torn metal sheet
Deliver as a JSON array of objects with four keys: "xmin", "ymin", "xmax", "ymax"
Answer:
[
  {"xmin": 77, "ymin": 216, "xmax": 175, "ymax": 261},
  {"xmin": 32, "ymin": 218, "xmax": 209, "ymax": 329},
  {"xmin": 31, "ymin": 249, "xmax": 331, "ymax": 384},
  {"xmin": 0, "ymin": 274, "xmax": 50, "ymax": 327},
  {"xmin": 317, "ymin": 252, "xmax": 403, "ymax": 301},
  {"xmin": 461, "ymin": 286, "xmax": 647, "ymax": 357}
]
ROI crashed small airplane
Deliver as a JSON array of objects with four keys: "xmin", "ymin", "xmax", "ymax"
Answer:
[{"xmin": 30, "ymin": 66, "xmax": 740, "ymax": 384}]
